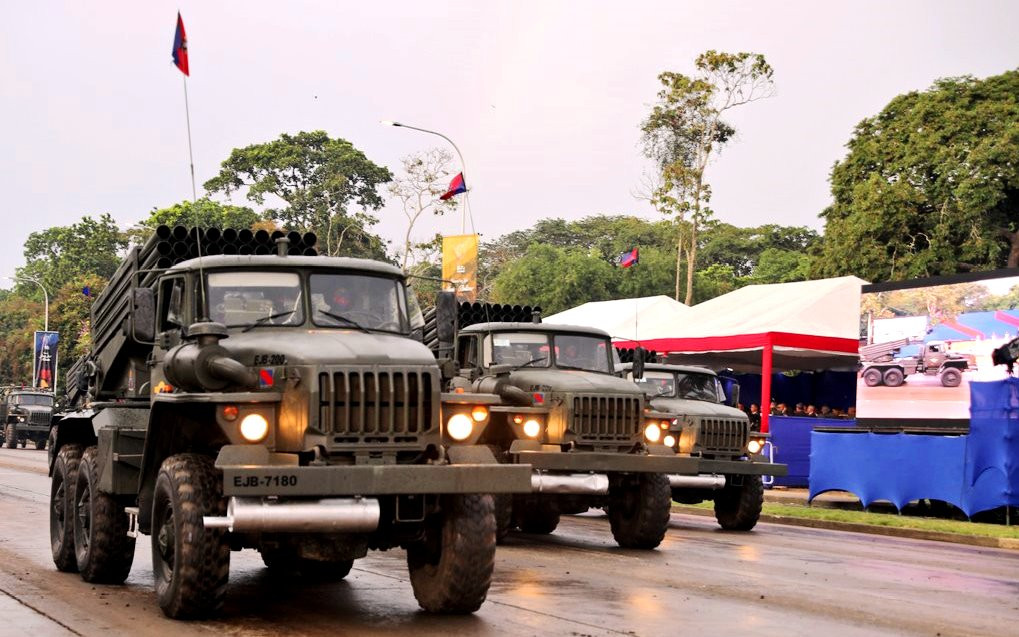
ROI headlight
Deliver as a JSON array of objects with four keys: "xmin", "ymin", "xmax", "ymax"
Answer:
[
  {"xmin": 471, "ymin": 405, "xmax": 489, "ymax": 422},
  {"xmin": 660, "ymin": 420, "xmax": 670, "ymax": 429},
  {"xmin": 522, "ymin": 419, "xmax": 541, "ymax": 438},
  {"xmin": 644, "ymin": 423, "xmax": 661, "ymax": 443},
  {"xmin": 17, "ymin": 416, "xmax": 25, "ymax": 422},
  {"xmin": 447, "ymin": 413, "xmax": 473, "ymax": 441},
  {"xmin": 239, "ymin": 414, "xmax": 269, "ymax": 442},
  {"xmin": 663, "ymin": 434, "xmax": 676, "ymax": 448},
  {"xmin": 747, "ymin": 439, "xmax": 764, "ymax": 454}
]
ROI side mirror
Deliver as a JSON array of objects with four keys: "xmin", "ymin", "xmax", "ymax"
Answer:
[
  {"xmin": 132, "ymin": 288, "xmax": 156, "ymax": 343},
  {"xmin": 435, "ymin": 291, "xmax": 458, "ymax": 346},
  {"xmin": 633, "ymin": 347, "xmax": 646, "ymax": 380}
]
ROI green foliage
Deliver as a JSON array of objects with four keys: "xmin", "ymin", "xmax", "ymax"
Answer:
[
  {"xmin": 17, "ymin": 214, "xmax": 127, "ymax": 297},
  {"xmin": 0, "ymin": 294, "xmax": 42, "ymax": 385},
  {"xmin": 142, "ymin": 198, "xmax": 263, "ymax": 230},
  {"xmin": 203, "ymin": 130, "xmax": 392, "ymax": 259},
  {"xmin": 814, "ymin": 69, "xmax": 1019, "ymax": 282},
  {"xmin": 641, "ymin": 51, "xmax": 775, "ymax": 303},
  {"xmin": 491, "ymin": 244, "xmax": 618, "ymax": 315}
]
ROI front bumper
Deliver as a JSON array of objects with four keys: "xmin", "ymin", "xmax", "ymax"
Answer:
[
  {"xmin": 698, "ymin": 457, "xmax": 788, "ymax": 477},
  {"xmin": 511, "ymin": 449, "xmax": 701, "ymax": 474},
  {"xmin": 216, "ymin": 445, "xmax": 533, "ymax": 497}
]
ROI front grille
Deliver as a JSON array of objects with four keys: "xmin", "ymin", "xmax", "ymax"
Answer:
[
  {"xmin": 698, "ymin": 418, "xmax": 749, "ymax": 454},
  {"xmin": 318, "ymin": 369, "xmax": 436, "ymax": 443},
  {"xmin": 29, "ymin": 412, "xmax": 50, "ymax": 426},
  {"xmin": 570, "ymin": 394, "xmax": 641, "ymax": 442}
]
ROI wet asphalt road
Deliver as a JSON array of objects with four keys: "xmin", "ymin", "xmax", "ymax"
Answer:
[{"xmin": 0, "ymin": 447, "xmax": 1017, "ymax": 637}]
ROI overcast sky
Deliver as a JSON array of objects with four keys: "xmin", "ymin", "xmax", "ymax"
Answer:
[{"xmin": 2, "ymin": 1, "xmax": 1017, "ymax": 286}]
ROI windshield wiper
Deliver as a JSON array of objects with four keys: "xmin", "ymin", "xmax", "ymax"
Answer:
[
  {"xmin": 232, "ymin": 310, "xmax": 297, "ymax": 333},
  {"xmin": 513, "ymin": 355, "xmax": 548, "ymax": 370},
  {"xmin": 316, "ymin": 309, "xmax": 370, "ymax": 333}
]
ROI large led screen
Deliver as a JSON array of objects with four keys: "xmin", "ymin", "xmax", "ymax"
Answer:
[{"xmin": 857, "ymin": 269, "xmax": 1019, "ymax": 430}]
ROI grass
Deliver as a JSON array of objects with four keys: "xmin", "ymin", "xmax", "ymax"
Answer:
[{"xmin": 676, "ymin": 501, "xmax": 1019, "ymax": 540}]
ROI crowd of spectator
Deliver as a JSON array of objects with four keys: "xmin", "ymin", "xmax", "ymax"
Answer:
[{"xmin": 738, "ymin": 401, "xmax": 856, "ymax": 426}]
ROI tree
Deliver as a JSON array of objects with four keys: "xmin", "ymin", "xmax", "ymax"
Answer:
[
  {"xmin": 141, "ymin": 198, "xmax": 262, "ymax": 230},
  {"xmin": 491, "ymin": 244, "xmax": 617, "ymax": 315},
  {"xmin": 387, "ymin": 149, "xmax": 457, "ymax": 271},
  {"xmin": 203, "ymin": 131, "xmax": 392, "ymax": 259},
  {"xmin": 641, "ymin": 51, "xmax": 775, "ymax": 304},
  {"xmin": 17, "ymin": 214, "xmax": 127, "ymax": 296},
  {"xmin": 814, "ymin": 70, "xmax": 1019, "ymax": 282}
]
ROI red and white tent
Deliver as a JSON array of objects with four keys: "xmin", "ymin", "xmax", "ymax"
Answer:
[{"xmin": 544, "ymin": 295, "xmax": 691, "ymax": 341}]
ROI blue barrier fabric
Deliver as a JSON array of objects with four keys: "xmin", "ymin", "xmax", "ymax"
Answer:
[
  {"xmin": 809, "ymin": 379, "xmax": 1019, "ymax": 516},
  {"xmin": 771, "ymin": 416, "xmax": 852, "ymax": 487}
]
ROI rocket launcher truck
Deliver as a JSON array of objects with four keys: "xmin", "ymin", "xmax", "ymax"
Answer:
[{"xmin": 48, "ymin": 225, "xmax": 532, "ymax": 619}]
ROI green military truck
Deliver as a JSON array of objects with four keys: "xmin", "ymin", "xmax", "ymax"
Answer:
[
  {"xmin": 425, "ymin": 301, "xmax": 716, "ymax": 550},
  {"xmin": 48, "ymin": 226, "xmax": 532, "ymax": 619},
  {"xmin": 619, "ymin": 362, "xmax": 787, "ymax": 531},
  {"xmin": 1, "ymin": 387, "xmax": 54, "ymax": 449}
]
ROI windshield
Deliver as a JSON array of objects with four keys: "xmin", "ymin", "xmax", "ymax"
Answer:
[
  {"xmin": 634, "ymin": 371, "xmax": 676, "ymax": 397},
  {"xmin": 12, "ymin": 394, "xmax": 53, "ymax": 406},
  {"xmin": 209, "ymin": 271, "xmax": 304, "ymax": 328},
  {"xmin": 553, "ymin": 334, "xmax": 611, "ymax": 373},
  {"xmin": 487, "ymin": 332, "xmax": 551, "ymax": 368},
  {"xmin": 309, "ymin": 273, "xmax": 406, "ymax": 333},
  {"xmin": 675, "ymin": 372, "xmax": 725, "ymax": 403}
]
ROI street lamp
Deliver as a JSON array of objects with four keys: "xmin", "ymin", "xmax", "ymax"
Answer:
[
  {"xmin": 6, "ymin": 276, "xmax": 49, "ymax": 332},
  {"xmin": 381, "ymin": 120, "xmax": 473, "ymax": 233}
]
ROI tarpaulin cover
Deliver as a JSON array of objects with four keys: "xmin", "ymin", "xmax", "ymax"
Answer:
[
  {"xmin": 809, "ymin": 379, "xmax": 1019, "ymax": 515},
  {"xmin": 771, "ymin": 416, "xmax": 854, "ymax": 487}
]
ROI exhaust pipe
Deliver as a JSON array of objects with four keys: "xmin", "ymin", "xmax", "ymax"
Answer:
[
  {"xmin": 668, "ymin": 474, "xmax": 726, "ymax": 489},
  {"xmin": 531, "ymin": 471, "xmax": 609, "ymax": 494},
  {"xmin": 203, "ymin": 497, "xmax": 380, "ymax": 533}
]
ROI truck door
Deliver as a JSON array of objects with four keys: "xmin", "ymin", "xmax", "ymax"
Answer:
[{"xmin": 926, "ymin": 343, "xmax": 946, "ymax": 370}]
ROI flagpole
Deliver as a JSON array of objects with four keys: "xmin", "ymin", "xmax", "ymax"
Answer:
[{"xmin": 182, "ymin": 75, "xmax": 197, "ymax": 203}]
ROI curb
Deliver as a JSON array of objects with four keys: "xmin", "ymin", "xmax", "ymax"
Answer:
[{"xmin": 672, "ymin": 505, "xmax": 1019, "ymax": 551}]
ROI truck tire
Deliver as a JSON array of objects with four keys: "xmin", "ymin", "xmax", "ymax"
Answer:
[
  {"xmin": 713, "ymin": 475, "xmax": 764, "ymax": 531},
  {"xmin": 260, "ymin": 546, "xmax": 354, "ymax": 581},
  {"xmin": 74, "ymin": 446, "xmax": 135, "ymax": 583},
  {"xmin": 862, "ymin": 368, "xmax": 883, "ymax": 387},
  {"xmin": 151, "ymin": 454, "xmax": 230, "ymax": 619},
  {"xmin": 882, "ymin": 368, "xmax": 904, "ymax": 387},
  {"xmin": 514, "ymin": 495, "xmax": 560, "ymax": 535},
  {"xmin": 4, "ymin": 423, "xmax": 15, "ymax": 449},
  {"xmin": 35, "ymin": 437, "xmax": 47, "ymax": 450},
  {"xmin": 407, "ymin": 493, "xmax": 495, "ymax": 614},
  {"xmin": 940, "ymin": 368, "xmax": 962, "ymax": 387},
  {"xmin": 494, "ymin": 494, "xmax": 514, "ymax": 543},
  {"xmin": 607, "ymin": 473, "xmax": 671, "ymax": 549},
  {"xmin": 50, "ymin": 444, "xmax": 83, "ymax": 572}
]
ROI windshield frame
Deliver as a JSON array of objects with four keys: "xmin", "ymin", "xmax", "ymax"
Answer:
[
  {"xmin": 673, "ymin": 371, "xmax": 726, "ymax": 403},
  {"xmin": 632, "ymin": 371, "xmax": 678, "ymax": 398},
  {"xmin": 551, "ymin": 333, "xmax": 614, "ymax": 374},
  {"xmin": 482, "ymin": 330, "xmax": 615, "ymax": 374}
]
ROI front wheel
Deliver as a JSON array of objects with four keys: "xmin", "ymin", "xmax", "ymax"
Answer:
[
  {"xmin": 713, "ymin": 475, "xmax": 764, "ymax": 531},
  {"xmin": 74, "ymin": 446, "xmax": 135, "ymax": 583},
  {"xmin": 407, "ymin": 494, "xmax": 495, "ymax": 614},
  {"xmin": 941, "ymin": 368, "xmax": 962, "ymax": 387},
  {"xmin": 50, "ymin": 444, "xmax": 83, "ymax": 572},
  {"xmin": 151, "ymin": 454, "xmax": 230, "ymax": 619},
  {"xmin": 4, "ymin": 423, "xmax": 15, "ymax": 449},
  {"xmin": 607, "ymin": 473, "xmax": 671, "ymax": 549}
]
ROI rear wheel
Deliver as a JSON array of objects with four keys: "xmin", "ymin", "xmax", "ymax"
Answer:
[
  {"xmin": 74, "ymin": 446, "xmax": 135, "ymax": 583},
  {"xmin": 713, "ymin": 475, "xmax": 764, "ymax": 531},
  {"xmin": 940, "ymin": 368, "xmax": 962, "ymax": 387},
  {"xmin": 4, "ymin": 424, "xmax": 15, "ymax": 449},
  {"xmin": 407, "ymin": 494, "xmax": 495, "ymax": 614},
  {"xmin": 882, "ymin": 368, "xmax": 904, "ymax": 387},
  {"xmin": 50, "ymin": 444, "xmax": 83, "ymax": 572},
  {"xmin": 862, "ymin": 368, "xmax": 883, "ymax": 387},
  {"xmin": 514, "ymin": 495, "xmax": 560, "ymax": 535},
  {"xmin": 607, "ymin": 473, "xmax": 671, "ymax": 549},
  {"xmin": 151, "ymin": 454, "xmax": 230, "ymax": 619}
]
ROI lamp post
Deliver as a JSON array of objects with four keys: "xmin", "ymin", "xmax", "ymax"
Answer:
[
  {"xmin": 381, "ymin": 120, "xmax": 472, "ymax": 233},
  {"xmin": 6, "ymin": 276, "xmax": 49, "ymax": 332}
]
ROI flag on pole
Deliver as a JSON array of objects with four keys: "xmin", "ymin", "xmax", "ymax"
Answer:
[
  {"xmin": 616, "ymin": 247, "xmax": 639, "ymax": 268},
  {"xmin": 172, "ymin": 12, "xmax": 189, "ymax": 76},
  {"xmin": 439, "ymin": 172, "xmax": 467, "ymax": 201}
]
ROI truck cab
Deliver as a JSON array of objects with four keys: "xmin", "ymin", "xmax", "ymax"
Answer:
[{"xmin": 1, "ymin": 388, "xmax": 53, "ymax": 449}]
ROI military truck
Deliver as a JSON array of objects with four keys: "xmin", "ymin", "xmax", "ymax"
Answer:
[
  {"xmin": 424, "ymin": 301, "xmax": 722, "ymax": 550},
  {"xmin": 619, "ymin": 362, "xmax": 786, "ymax": 531},
  {"xmin": 860, "ymin": 338, "xmax": 971, "ymax": 387},
  {"xmin": 0, "ymin": 387, "xmax": 54, "ymax": 449},
  {"xmin": 48, "ymin": 226, "xmax": 532, "ymax": 619}
]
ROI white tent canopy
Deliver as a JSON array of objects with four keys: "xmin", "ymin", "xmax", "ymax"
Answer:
[{"xmin": 544, "ymin": 295, "xmax": 690, "ymax": 341}]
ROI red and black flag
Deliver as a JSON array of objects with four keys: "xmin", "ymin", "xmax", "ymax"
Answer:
[
  {"xmin": 439, "ymin": 172, "xmax": 467, "ymax": 200},
  {"xmin": 172, "ymin": 12, "xmax": 189, "ymax": 76},
  {"xmin": 616, "ymin": 247, "xmax": 639, "ymax": 268}
]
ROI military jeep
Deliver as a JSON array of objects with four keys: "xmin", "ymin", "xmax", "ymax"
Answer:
[{"xmin": 1, "ymin": 387, "xmax": 53, "ymax": 450}]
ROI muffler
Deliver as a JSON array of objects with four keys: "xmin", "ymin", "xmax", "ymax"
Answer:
[
  {"xmin": 668, "ymin": 474, "xmax": 726, "ymax": 489},
  {"xmin": 531, "ymin": 471, "xmax": 609, "ymax": 494},
  {"xmin": 203, "ymin": 497, "xmax": 380, "ymax": 533}
]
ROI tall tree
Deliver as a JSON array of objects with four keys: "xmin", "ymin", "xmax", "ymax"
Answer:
[
  {"xmin": 125, "ymin": 198, "xmax": 264, "ymax": 246},
  {"xmin": 203, "ymin": 131, "xmax": 392, "ymax": 259},
  {"xmin": 17, "ymin": 214, "xmax": 127, "ymax": 296},
  {"xmin": 641, "ymin": 51, "xmax": 775, "ymax": 304},
  {"xmin": 387, "ymin": 149, "xmax": 457, "ymax": 271},
  {"xmin": 814, "ymin": 70, "xmax": 1019, "ymax": 281}
]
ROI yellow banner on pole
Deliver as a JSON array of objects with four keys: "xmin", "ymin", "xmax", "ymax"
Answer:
[{"xmin": 442, "ymin": 234, "xmax": 478, "ymax": 301}]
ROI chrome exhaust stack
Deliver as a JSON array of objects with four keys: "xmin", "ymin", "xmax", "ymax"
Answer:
[
  {"xmin": 668, "ymin": 474, "xmax": 726, "ymax": 489},
  {"xmin": 531, "ymin": 471, "xmax": 609, "ymax": 494},
  {"xmin": 203, "ymin": 497, "xmax": 381, "ymax": 533}
]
